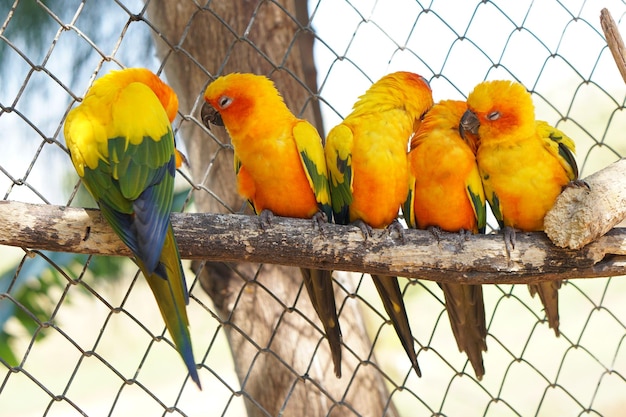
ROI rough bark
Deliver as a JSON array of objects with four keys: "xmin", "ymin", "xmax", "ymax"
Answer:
[
  {"xmin": 601, "ymin": 8, "xmax": 626, "ymax": 84},
  {"xmin": 2, "ymin": 201, "xmax": 625, "ymax": 283},
  {"xmin": 544, "ymin": 158, "xmax": 626, "ymax": 249},
  {"xmin": 144, "ymin": 1, "xmax": 394, "ymax": 416}
]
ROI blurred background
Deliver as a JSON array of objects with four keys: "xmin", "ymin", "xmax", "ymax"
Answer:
[{"xmin": 1, "ymin": 0, "xmax": 626, "ymax": 416}]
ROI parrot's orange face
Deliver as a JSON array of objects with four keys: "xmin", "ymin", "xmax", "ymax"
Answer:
[
  {"xmin": 206, "ymin": 88, "xmax": 255, "ymax": 123},
  {"xmin": 411, "ymin": 99, "xmax": 480, "ymax": 154},
  {"xmin": 461, "ymin": 80, "xmax": 536, "ymax": 142},
  {"xmin": 202, "ymin": 73, "xmax": 278, "ymax": 130}
]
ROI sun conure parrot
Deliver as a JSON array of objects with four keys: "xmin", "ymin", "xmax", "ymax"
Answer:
[
  {"xmin": 404, "ymin": 99, "xmax": 488, "ymax": 379},
  {"xmin": 460, "ymin": 79, "xmax": 579, "ymax": 336},
  {"xmin": 63, "ymin": 67, "xmax": 200, "ymax": 388},
  {"xmin": 200, "ymin": 72, "xmax": 343, "ymax": 377},
  {"xmin": 324, "ymin": 71, "xmax": 434, "ymax": 377}
]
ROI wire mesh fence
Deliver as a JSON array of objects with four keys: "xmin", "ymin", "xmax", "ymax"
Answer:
[{"xmin": 1, "ymin": 0, "xmax": 626, "ymax": 416}]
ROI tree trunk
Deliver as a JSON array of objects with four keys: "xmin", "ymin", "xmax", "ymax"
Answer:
[{"xmin": 145, "ymin": 1, "xmax": 395, "ymax": 416}]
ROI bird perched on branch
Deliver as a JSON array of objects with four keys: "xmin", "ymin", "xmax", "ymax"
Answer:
[
  {"xmin": 460, "ymin": 80, "xmax": 579, "ymax": 336},
  {"xmin": 64, "ymin": 67, "xmax": 201, "ymax": 388},
  {"xmin": 405, "ymin": 99, "xmax": 488, "ymax": 379},
  {"xmin": 201, "ymin": 73, "xmax": 343, "ymax": 377},
  {"xmin": 324, "ymin": 71, "xmax": 434, "ymax": 377}
]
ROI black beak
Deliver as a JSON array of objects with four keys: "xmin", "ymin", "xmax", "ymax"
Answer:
[
  {"xmin": 459, "ymin": 109, "xmax": 479, "ymax": 141},
  {"xmin": 201, "ymin": 101, "xmax": 224, "ymax": 129}
]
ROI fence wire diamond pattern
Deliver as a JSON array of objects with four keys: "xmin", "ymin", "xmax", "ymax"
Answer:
[{"xmin": 1, "ymin": 0, "xmax": 626, "ymax": 416}]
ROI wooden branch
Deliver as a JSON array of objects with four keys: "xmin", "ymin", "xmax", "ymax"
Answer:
[
  {"xmin": 1, "ymin": 200, "xmax": 625, "ymax": 284},
  {"xmin": 601, "ymin": 8, "xmax": 626, "ymax": 84},
  {"xmin": 544, "ymin": 158, "xmax": 626, "ymax": 249}
]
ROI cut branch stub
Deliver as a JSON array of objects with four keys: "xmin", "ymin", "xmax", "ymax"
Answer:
[{"xmin": 544, "ymin": 158, "xmax": 626, "ymax": 249}]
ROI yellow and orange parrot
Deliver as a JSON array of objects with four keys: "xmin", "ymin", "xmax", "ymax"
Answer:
[
  {"xmin": 64, "ymin": 68, "xmax": 200, "ymax": 387},
  {"xmin": 201, "ymin": 73, "xmax": 343, "ymax": 377},
  {"xmin": 460, "ymin": 80, "xmax": 579, "ymax": 336},
  {"xmin": 404, "ymin": 99, "xmax": 488, "ymax": 379},
  {"xmin": 324, "ymin": 71, "xmax": 434, "ymax": 376}
]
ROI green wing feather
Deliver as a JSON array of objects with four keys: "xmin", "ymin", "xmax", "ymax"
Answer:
[
  {"xmin": 292, "ymin": 121, "xmax": 333, "ymax": 220},
  {"xmin": 65, "ymin": 78, "xmax": 200, "ymax": 388},
  {"xmin": 234, "ymin": 151, "xmax": 242, "ymax": 176},
  {"xmin": 403, "ymin": 172, "xmax": 417, "ymax": 229},
  {"xmin": 466, "ymin": 163, "xmax": 487, "ymax": 233},
  {"xmin": 83, "ymin": 134, "xmax": 175, "ymax": 272},
  {"xmin": 140, "ymin": 224, "xmax": 199, "ymax": 387},
  {"xmin": 324, "ymin": 123, "xmax": 354, "ymax": 225},
  {"xmin": 536, "ymin": 121, "xmax": 578, "ymax": 181},
  {"xmin": 292, "ymin": 121, "xmax": 343, "ymax": 376},
  {"xmin": 371, "ymin": 274, "xmax": 421, "ymax": 377},
  {"xmin": 488, "ymin": 190, "xmax": 505, "ymax": 229}
]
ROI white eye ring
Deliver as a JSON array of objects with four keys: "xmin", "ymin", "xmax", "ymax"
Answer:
[
  {"xmin": 218, "ymin": 96, "xmax": 233, "ymax": 109},
  {"xmin": 487, "ymin": 111, "xmax": 500, "ymax": 120}
]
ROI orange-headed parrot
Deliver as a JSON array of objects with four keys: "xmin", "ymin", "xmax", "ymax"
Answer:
[
  {"xmin": 201, "ymin": 73, "xmax": 343, "ymax": 377},
  {"xmin": 460, "ymin": 80, "xmax": 579, "ymax": 336},
  {"xmin": 325, "ymin": 71, "xmax": 434, "ymax": 376},
  {"xmin": 64, "ymin": 68, "xmax": 200, "ymax": 387},
  {"xmin": 405, "ymin": 99, "xmax": 488, "ymax": 379}
]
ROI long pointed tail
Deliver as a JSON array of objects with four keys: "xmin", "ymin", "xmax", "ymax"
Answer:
[
  {"xmin": 440, "ymin": 283, "xmax": 487, "ymax": 380},
  {"xmin": 141, "ymin": 224, "xmax": 201, "ymax": 388},
  {"xmin": 528, "ymin": 281, "xmax": 561, "ymax": 336},
  {"xmin": 300, "ymin": 268, "xmax": 343, "ymax": 378},
  {"xmin": 371, "ymin": 275, "xmax": 421, "ymax": 377}
]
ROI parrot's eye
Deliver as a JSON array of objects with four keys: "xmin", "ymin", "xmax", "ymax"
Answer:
[
  {"xmin": 487, "ymin": 111, "xmax": 500, "ymax": 121},
  {"xmin": 218, "ymin": 96, "xmax": 233, "ymax": 109}
]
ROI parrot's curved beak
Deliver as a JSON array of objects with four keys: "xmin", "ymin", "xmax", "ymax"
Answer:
[
  {"xmin": 201, "ymin": 101, "xmax": 224, "ymax": 128},
  {"xmin": 459, "ymin": 109, "xmax": 479, "ymax": 141}
]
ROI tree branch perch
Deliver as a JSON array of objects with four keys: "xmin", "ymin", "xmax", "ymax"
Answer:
[
  {"xmin": 545, "ymin": 158, "xmax": 626, "ymax": 249},
  {"xmin": 1, "ymin": 200, "xmax": 625, "ymax": 284}
]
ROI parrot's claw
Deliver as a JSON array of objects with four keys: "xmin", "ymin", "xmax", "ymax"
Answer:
[
  {"xmin": 387, "ymin": 219, "xmax": 406, "ymax": 243},
  {"xmin": 352, "ymin": 219, "xmax": 373, "ymax": 240},
  {"xmin": 451, "ymin": 229, "xmax": 473, "ymax": 252},
  {"xmin": 311, "ymin": 211, "xmax": 328, "ymax": 232},
  {"xmin": 565, "ymin": 179, "xmax": 591, "ymax": 191},
  {"xmin": 259, "ymin": 209, "xmax": 275, "ymax": 230},
  {"xmin": 427, "ymin": 226, "xmax": 444, "ymax": 243},
  {"xmin": 503, "ymin": 226, "xmax": 517, "ymax": 255},
  {"xmin": 458, "ymin": 229, "xmax": 473, "ymax": 242}
]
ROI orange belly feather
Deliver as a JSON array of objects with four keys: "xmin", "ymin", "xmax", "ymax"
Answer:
[{"xmin": 236, "ymin": 137, "xmax": 318, "ymax": 219}]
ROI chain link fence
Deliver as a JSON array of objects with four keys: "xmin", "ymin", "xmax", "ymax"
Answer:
[{"xmin": 1, "ymin": 0, "xmax": 626, "ymax": 416}]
